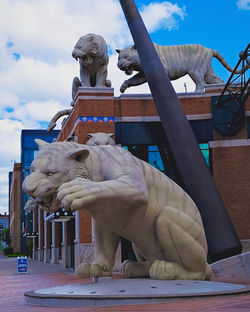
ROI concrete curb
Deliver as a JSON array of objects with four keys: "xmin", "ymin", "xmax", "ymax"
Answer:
[
  {"xmin": 24, "ymin": 279, "xmax": 250, "ymax": 307},
  {"xmin": 211, "ymin": 252, "xmax": 250, "ymax": 278}
]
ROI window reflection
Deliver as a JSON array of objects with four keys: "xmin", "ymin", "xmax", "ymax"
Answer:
[{"xmin": 122, "ymin": 143, "xmax": 210, "ymax": 174}]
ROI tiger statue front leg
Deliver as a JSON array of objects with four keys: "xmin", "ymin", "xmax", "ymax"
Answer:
[
  {"xmin": 120, "ymin": 72, "xmax": 147, "ymax": 93},
  {"xmin": 77, "ymin": 220, "xmax": 120, "ymax": 278}
]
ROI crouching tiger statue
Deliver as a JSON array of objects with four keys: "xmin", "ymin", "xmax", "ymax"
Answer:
[
  {"xmin": 22, "ymin": 140, "xmax": 211, "ymax": 280},
  {"xmin": 116, "ymin": 44, "xmax": 243, "ymax": 93}
]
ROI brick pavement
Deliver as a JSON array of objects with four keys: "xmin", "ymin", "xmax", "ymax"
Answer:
[{"xmin": 0, "ymin": 256, "xmax": 249, "ymax": 312}]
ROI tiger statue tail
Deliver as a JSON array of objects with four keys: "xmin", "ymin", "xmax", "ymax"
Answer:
[{"xmin": 212, "ymin": 49, "xmax": 249, "ymax": 75}]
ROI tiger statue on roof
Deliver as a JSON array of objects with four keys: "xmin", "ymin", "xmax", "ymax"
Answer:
[{"xmin": 116, "ymin": 44, "xmax": 243, "ymax": 93}]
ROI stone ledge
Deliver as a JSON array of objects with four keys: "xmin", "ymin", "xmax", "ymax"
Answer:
[
  {"xmin": 24, "ymin": 279, "xmax": 249, "ymax": 307},
  {"xmin": 211, "ymin": 252, "xmax": 250, "ymax": 278}
]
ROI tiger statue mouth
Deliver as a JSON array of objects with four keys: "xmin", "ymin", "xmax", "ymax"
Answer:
[
  {"xmin": 36, "ymin": 192, "xmax": 60, "ymax": 213},
  {"xmin": 118, "ymin": 63, "xmax": 143, "ymax": 76},
  {"xmin": 124, "ymin": 66, "xmax": 133, "ymax": 75},
  {"xmin": 117, "ymin": 63, "xmax": 134, "ymax": 75}
]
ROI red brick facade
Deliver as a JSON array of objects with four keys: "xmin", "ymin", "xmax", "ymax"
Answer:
[
  {"xmin": 212, "ymin": 145, "xmax": 250, "ymax": 239},
  {"xmin": 56, "ymin": 86, "xmax": 250, "ymax": 245},
  {"xmin": 9, "ymin": 163, "xmax": 22, "ymax": 253}
]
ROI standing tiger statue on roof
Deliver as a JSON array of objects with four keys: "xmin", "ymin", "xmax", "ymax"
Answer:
[
  {"xmin": 22, "ymin": 140, "xmax": 211, "ymax": 281},
  {"xmin": 71, "ymin": 33, "xmax": 111, "ymax": 101},
  {"xmin": 116, "ymin": 44, "xmax": 241, "ymax": 93}
]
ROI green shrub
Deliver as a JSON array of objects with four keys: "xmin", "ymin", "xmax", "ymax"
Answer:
[
  {"xmin": 3, "ymin": 246, "xmax": 13, "ymax": 256},
  {"xmin": 6, "ymin": 253, "xmax": 26, "ymax": 258},
  {"xmin": 3, "ymin": 228, "xmax": 10, "ymax": 243}
]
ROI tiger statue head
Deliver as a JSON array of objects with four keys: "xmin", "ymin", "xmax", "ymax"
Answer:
[
  {"xmin": 86, "ymin": 132, "xmax": 115, "ymax": 146},
  {"xmin": 22, "ymin": 139, "xmax": 89, "ymax": 212},
  {"xmin": 116, "ymin": 45, "xmax": 142, "ymax": 75},
  {"xmin": 72, "ymin": 34, "xmax": 106, "ymax": 67}
]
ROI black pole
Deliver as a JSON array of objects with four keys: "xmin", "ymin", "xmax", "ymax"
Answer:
[{"xmin": 119, "ymin": 0, "xmax": 241, "ymax": 261}]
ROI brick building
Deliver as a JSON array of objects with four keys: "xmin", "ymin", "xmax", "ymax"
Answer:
[
  {"xmin": 8, "ymin": 84, "xmax": 249, "ymax": 269},
  {"xmin": 0, "ymin": 213, "xmax": 9, "ymax": 249},
  {"xmin": 9, "ymin": 163, "xmax": 22, "ymax": 253},
  {"xmin": 9, "ymin": 130, "xmax": 59, "ymax": 255},
  {"xmin": 23, "ymin": 84, "xmax": 249, "ymax": 270}
]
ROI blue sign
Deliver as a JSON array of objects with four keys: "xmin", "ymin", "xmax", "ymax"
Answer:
[{"xmin": 17, "ymin": 256, "xmax": 27, "ymax": 273}]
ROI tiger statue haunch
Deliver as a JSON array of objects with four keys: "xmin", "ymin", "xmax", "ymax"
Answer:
[
  {"xmin": 22, "ymin": 139, "xmax": 211, "ymax": 281},
  {"xmin": 116, "ymin": 44, "xmax": 237, "ymax": 93},
  {"xmin": 72, "ymin": 33, "xmax": 111, "ymax": 99}
]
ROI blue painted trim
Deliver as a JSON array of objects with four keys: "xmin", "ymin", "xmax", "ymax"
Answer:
[{"xmin": 74, "ymin": 116, "xmax": 115, "ymax": 127}]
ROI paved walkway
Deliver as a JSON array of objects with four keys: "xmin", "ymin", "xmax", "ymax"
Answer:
[{"xmin": 0, "ymin": 256, "xmax": 250, "ymax": 312}]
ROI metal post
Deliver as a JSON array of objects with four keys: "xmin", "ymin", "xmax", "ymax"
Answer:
[{"xmin": 119, "ymin": 0, "xmax": 241, "ymax": 261}]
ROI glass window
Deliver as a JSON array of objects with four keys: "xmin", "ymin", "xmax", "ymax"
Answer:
[
  {"xmin": 148, "ymin": 145, "xmax": 164, "ymax": 171},
  {"xmin": 199, "ymin": 143, "xmax": 210, "ymax": 166},
  {"xmin": 122, "ymin": 143, "xmax": 210, "ymax": 177},
  {"xmin": 0, "ymin": 222, "xmax": 3, "ymax": 229},
  {"xmin": 122, "ymin": 145, "xmax": 165, "ymax": 172},
  {"xmin": 247, "ymin": 117, "xmax": 250, "ymax": 138}
]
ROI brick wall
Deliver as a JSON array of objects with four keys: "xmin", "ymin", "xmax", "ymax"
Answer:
[
  {"xmin": 56, "ymin": 86, "xmax": 250, "ymax": 241},
  {"xmin": 212, "ymin": 145, "xmax": 250, "ymax": 239},
  {"xmin": 9, "ymin": 163, "xmax": 21, "ymax": 253}
]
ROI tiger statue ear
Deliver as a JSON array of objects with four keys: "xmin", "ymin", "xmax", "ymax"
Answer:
[
  {"xmin": 116, "ymin": 49, "xmax": 121, "ymax": 54},
  {"xmin": 67, "ymin": 148, "xmax": 89, "ymax": 162},
  {"xmin": 35, "ymin": 139, "xmax": 49, "ymax": 150},
  {"xmin": 108, "ymin": 133, "xmax": 115, "ymax": 140}
]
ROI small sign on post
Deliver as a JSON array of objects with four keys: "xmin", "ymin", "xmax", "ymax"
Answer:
[{"xmin": 17, "ymin": 256, "xmax": 27, "ymax": 273}]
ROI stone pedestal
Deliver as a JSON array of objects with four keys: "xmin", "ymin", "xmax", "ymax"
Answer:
[
  {"xmin": 44, "ymin": 215, "xmax": 52, "ymax": 263},
  {"xmin": 51, "ymin": 221, "xmax": 59, "ymax": 264},
  {"xmin": 43, "ymin": 249, "xmax": 51, "ymax": 263},
  {"xmin": 32, "ymin": 208, "xmax": 38, "ymax": 259},
  {"xmin": 38, "ymin": 207, "xmax": 44, "ymax": 261},
  {"xmin": 24, "ymin": 279, "xmax": 249, "ymax": 308},
  {"xmin": 61, "ymin": 220, "xmax": 75, "ymax": 268}
]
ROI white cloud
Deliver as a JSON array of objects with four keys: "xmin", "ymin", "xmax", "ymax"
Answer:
[
  {"xmin": 0, "ymin": 120, "xmax": 23, "ymax": 214},
  {"xmin": 0, "ymin": 0, "xmax": 185, "ymax": 65},
  {"xmin": 0, "ymin": 0, "xmax": 188, "ymax": 213},
  {"xmin": 0, "ymin": 57, "xmax": 75, "ymax": 103},
  {"xmin": 0, "ymin": 0, "xmax": 128, "ymax": 64},
  {"xmin": 236, "ymin": 0, "xmax": 250, "ymax": 10},
  {"xmin": 0, "ymin": 168, "xmax": 10, "ymax": 208},
  {"xmin": 171, "ymin": 75, "xmax": 195, "ymax": 93},
  {"xmin": 0, "ymin": 183, "xmax": 9, "ymax": 198},
  {"xmin": 0, "ymin": 119, "xmax": 23, "ymax": 166},
  {"xmin": 0, "ymin": 206, "xmax": 8, "ymax": 215},
  {"xmin": 141, "ymin": 1, "xmax": 185, "ymax": 32},
  {"xmin": 0, "ymin": 0, "xmax": 187, "ymax": 104},
  {"xmin": 108, "ymin": 54, "xmax": 151, "ymax": 95}
]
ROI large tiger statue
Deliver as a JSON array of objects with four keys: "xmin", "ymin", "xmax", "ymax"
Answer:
[
  {"xmin": 116, "ymin": 44, "xmax": 239, "ymax": 93},
  {"xmin": 22, "ymin": 140, "xmax": 211, "ymax": 281},
  {"xmin": 72, "ymin": 33, "xmax": 111, "ymax": 100}
]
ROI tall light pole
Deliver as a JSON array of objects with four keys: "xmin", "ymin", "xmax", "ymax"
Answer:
[{"xmin": 119, "ymin": 0, "xmax": 241, "ymax": 261}]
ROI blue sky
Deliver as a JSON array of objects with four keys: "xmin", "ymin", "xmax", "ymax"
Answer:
[{"xmin": 0, "ymin": 0, "xmax": 249, "ymax": 214}]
